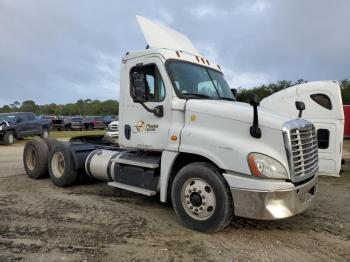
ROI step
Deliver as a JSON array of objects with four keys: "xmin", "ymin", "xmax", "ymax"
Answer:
[
  {"xmin": 108, "ymin": 182, "xmax": 157, "ymax": 196},
  {"xmin": 113, "ymin": 152, "xmax": 160, "ymax": 169}
]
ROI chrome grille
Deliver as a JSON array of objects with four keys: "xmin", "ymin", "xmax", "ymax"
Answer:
[
  {"xmin": 283, "ymin": 119, "xmax": 318, "ymax": 182},
  {"xmin": 110, "ymin": 125, "xmax": 119, "ymax": 131}
]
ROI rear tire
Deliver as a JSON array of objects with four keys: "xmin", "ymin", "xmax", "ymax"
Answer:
[
  {"xmin": 171, "ymin": 162, "xmax": 233, "ymax": 233},
  {"xmin": 3, "ymin": 131, "xmax": 15, "ymax": 145},
  {"xmin": 48, "ymin": 142, "xmax": 78, "ymax": 187},
  {"xmin": 40, "ymin": 128, "xmax": 49, "ymax": 139},
  {"xmin": 44, "ymin": 138, "xmax": 59, "ymax": 152},
  {"xmin": 23, "ymin": 139, "xmax": 49, "ymax": 179}
]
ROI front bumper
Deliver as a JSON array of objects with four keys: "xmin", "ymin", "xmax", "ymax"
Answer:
[
  {"xmin": 228, "ymin": 175, "xmax": 318, "ymax": 220},
  {"xmin": 106, "ymin": 131, "xmax": 119, "ymax": 138},
  {"xmin": 71, "ymin": 125, "xmax": 84, "ymax": 130}
]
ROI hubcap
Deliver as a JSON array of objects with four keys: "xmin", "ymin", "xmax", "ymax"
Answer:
[
  {"xmin": 181, "ymin": 178, "xmax": 216, "ymax": 220},
  {"xmin": 51, "ymin": 152, "xmax": 65, "ymax": 178},
  {"xmin": 43, "ymin": 130, "xmax": 48, "ymax": 138},
  {"xmin": 26, "ymin": 148, "xmax": 37, "ymax": 170}
]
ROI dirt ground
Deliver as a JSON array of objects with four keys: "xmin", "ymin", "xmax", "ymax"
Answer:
[{"xmin": 0, "ymin": 142, "xmax": 349, "ymax": 262}]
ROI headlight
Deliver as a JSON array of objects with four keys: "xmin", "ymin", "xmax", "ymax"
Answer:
[{"xmin": 248, "ymin": 153, "xmax": 288, "ymax": 179}]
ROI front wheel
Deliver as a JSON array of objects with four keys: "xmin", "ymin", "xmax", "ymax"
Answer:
[
  {"xmin": 171, "ymin": 162, "xmax": 233, "ymax": 233},
  {"xmin": 3, "ymin": 131, "xmax": 15, "ymax": 145}
]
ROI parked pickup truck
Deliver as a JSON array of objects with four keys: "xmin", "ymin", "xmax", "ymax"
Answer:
[
  {"xmin": 22, "ymin": 16, "xmax": 319, "ymax": 232},
  {"xmin": 0, "ymin": 112, "xmax": 50, "ymax": 145}
]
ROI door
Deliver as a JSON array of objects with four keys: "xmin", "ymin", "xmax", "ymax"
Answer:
[
  {"xmin": 26, "ymin": 113, "xmax": 41, "ymax": 135},
  {"xmin": 120, "ymin": 57, "xmax": 172, "ymax": 151},
  {"xmin": 16, "ymin": 113, "xmax": 29, "ymax": 137}
]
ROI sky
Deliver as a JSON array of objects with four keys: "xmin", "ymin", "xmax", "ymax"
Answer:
[{"xmin": 0, "ymin": 0, "xmax": 349, "ymax": 106}]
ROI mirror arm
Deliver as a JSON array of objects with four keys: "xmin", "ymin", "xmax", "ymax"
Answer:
[
  {"xmin": 250, "ymin": 105, "xmax": 261, "ymax": 138},
  {"xmin": 140, "ymin": 102, "xmax": 164, "ymax": 118}
]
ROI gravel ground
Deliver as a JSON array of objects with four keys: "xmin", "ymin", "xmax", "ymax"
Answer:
[{"xmin": 0, "ymin": 143, "xmax": 349, "ymax": 262}]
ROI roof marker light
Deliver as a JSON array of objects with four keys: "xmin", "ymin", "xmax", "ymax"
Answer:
[
  {"xmin": 176, "ymin": 51, "xmax": 181, "ymax": 57},
  {"xmin": 195, "ymin": 56, "xmax": 200, "ymax": 62},
  {"xmin": 206, "ymin": 60, "xmax": 210, "ymax": 65},
  {"xmin": 217, "ymin": 64, "xmax": 221, "ymax": 70},
  {"xmin": 201, "ymin": 57, "xmax": 205, "ymax": 64}
]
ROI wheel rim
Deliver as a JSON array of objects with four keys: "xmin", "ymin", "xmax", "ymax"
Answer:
[
  {"xmin": 8, "ymin": 134, "xmax": 14, "ymax": 144},
  {"xmin": 43, "ymin": 130, "xmax": 48, "ymax": 138},
  {"xmin": 51, "ymin": 152, "xmax": 65, "ymax": 178},
  {"xmin": 181, "ymin": 178, "xmax": 216, "ymax": 220},
  {"xmin": 26, "ymin": 148, "xmax": 37, "ymax": 171}
]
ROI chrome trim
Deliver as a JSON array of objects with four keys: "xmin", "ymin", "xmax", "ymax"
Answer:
[
  {"xmin": 108, "ymin": 182, "xmax": 156, "ymax": 196},
  {"xmin": 231, "ymin": 175, "xmax": 318, "ymax": 220},
  {"xmin": 282, "ymin": 119, "xmax": 319, "ymax": 183}
]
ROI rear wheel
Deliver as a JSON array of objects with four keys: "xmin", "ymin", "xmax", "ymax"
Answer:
[
  {"xmin": 171, "ymin": 162, "xmax": 233, "ymax": 233},
  {"xmin": 40, "ymin": 128, "xmax": 49, "ymax": 139},
  {"xmin": 23, "ymin": 139, "xmax": 49, "ymax": 179},
  {"xmin": 48, "ymin": 142, "xmax": 78, "ymax": 187},
  {"xmin": 3, "ymin": 131, "xmax": 15, "ymax": 145}
]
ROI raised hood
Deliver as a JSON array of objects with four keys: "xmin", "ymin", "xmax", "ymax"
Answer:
[
  {"xmin": 186, "ymin": 100, "xmax": 290, "ymax": 130},
  {"xmin": 136, "ymin": 15, "xmax": 200, "ymax": 56}
]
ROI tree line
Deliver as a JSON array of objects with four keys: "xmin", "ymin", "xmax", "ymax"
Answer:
[
  {"xmin": 0, "ymin": 99, "xmax": 119, "ymax": 116},
  {"xmin": 1, "ymin": 79, "xmax": 350, "ymax": 115}
]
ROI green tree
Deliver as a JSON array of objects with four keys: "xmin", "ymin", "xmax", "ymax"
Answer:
[{"xmin": 20, "ymin": 100, "xmax": 38, "ymax": 112}]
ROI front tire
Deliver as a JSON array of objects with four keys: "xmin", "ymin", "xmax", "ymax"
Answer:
[
  {"xmin": 48, "ymin": 142, "xmax": 78, "ymax": 187},
  {"xmin": 171, "ymin": 162, "xmax": 233, "ymax": 233},
  {"xmin": 3, "ymin": 131, "xmax": 15, "ymax": 145}
]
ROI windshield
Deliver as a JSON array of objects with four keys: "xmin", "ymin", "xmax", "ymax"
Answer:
[
  {"xmin": 0, "ymin": 114, "xmax": 17, "ymax": 123},
  {"xmin": 168, "ymin": 61, "xmax": 235, "ymax": 100}
]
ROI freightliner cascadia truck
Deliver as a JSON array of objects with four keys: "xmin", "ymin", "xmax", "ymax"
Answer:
[{"xmin": 22, "ymin": 16, "xmax": 319, "ymax": 232}]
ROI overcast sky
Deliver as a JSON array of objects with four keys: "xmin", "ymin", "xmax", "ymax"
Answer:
[{"xmin": 0, "ymin": 0, "xmax": 349, "ymax": 106}]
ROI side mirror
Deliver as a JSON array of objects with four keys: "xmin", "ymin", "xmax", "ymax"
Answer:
[
  {"xmin": 131, "ymin": 72, "xmax": 148, "ymax": 103},
  {"xmin": 295, "ymin": 101, "xmax": 305, "ymax": 118},
  {"xmin": 17, "ymin": 117, "xmax": 23, "ymax": 123},
  {"xmin": 231, "ymin": 88, "xmax": 238, "ymax": 98},
  {"xmin": 249, "ymin": 93, "xmax": 260, "ymax": 106}
]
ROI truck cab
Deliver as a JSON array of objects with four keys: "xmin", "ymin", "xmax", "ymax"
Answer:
[{"xmin": 117, "ymin": 16, "xmax": 318, "ymax": 225}]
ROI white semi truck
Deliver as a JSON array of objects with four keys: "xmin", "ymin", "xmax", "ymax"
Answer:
[{"xmin": 22, "ymin": 16, "xmax": 319, "ymax": 232}]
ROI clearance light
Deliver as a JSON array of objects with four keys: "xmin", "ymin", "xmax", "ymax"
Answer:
[{"xmin": 176, "ymin": 51, "xmax": 181, "ymax": 57}]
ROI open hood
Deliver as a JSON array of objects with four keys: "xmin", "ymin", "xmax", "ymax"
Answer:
[{"xmin": 136, "ymin": 15, "xmax": 200, "ymax": 56}]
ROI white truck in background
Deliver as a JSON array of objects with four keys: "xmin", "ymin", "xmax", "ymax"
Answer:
[
  {"xmin": 261, "ymin": 81, "xmax": 344, "ymax": 177},
  {"xmin": 22, "ymin": 16, "xmax": 319, "ymax": 232}
]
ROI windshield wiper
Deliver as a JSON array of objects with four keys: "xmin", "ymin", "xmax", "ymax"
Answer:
[{"xmin": 181, "ymin": 93, "xmax": 213, "ymax": 99}]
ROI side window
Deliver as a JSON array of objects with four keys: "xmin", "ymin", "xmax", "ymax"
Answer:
[
  {"xmin": 26, "ymin": 113, "xmax": 35, "ymax": 121},
  {"xmin": 18, "ymin": 113, "xmax": 27, "ymax": 121},
  {"xmin": 130, "ymin": 64, "xmax": 165, "ymax": 102},
  {"xmin": 310, "ymin": 93, "xmax": 332, "ymax": 110},
  {"xmin": 317, "ymin": 129, "xmax": 330, "ymax": 149}
]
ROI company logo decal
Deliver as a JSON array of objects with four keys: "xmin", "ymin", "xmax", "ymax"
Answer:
[{"xmin": 133, "ymin": 120, "xmax": 158, "ymax": 133}]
